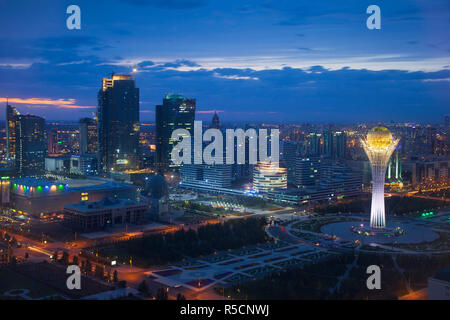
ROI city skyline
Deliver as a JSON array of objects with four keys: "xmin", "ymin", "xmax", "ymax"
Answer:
[
  {"xmin": 0, "ymin": 0, "xmax": 449, "ymax": 122},
  {"xmin": 0, "ymin": 0, "xmax": 448, "ymax": 305}
]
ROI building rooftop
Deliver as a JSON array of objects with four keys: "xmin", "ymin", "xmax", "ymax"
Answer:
[
  {"xmin": 11, "ymin": 177, "xmax": 136, "ymax": 192},
  {"xmin": 12, "ymin": 177, "xmax": 62, "ymax": 188},
  {"xmin": 142, "ymin": 174, "xmax": 168, "ymax": 199},
  {"xmin": 65, "ymin": 197, "xmax": 146, "ymax": 212}
]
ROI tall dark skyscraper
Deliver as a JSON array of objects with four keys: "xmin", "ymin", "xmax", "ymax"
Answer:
[
  {"xmin": 304, "ymin": 130, "xmax": 347, "ymax": 160},
  {"xmin": 48, "ymin": 128, "xmax": 58, "ymax": 155},
  {"xmin": 79, "ymin": 117, "xmax": 98, "ymax": 155},
  {"xmin": 211, "ymin": 111, "xmax": 220, "ymax": 129},
  {"xmin": 15, "ymin": 115, "xmax": 46, "ymax": 176},
  {"xmin": 323, "ymin": 130, "xmax": 334, "ymax": 158},
  {"xmin": 155, "ymin": 94, "xmax": 196, "ymax": 172},
  {"xmin": 97, "ymin": 74, "xmax": 140, "ymax": 174},
  {"xmin": 334, "ymin": 131, "xmax": 347, "ymax": 159},
  {"xmin": 6, "ymin": 102, "xmax": 20, "ymax": 160}
]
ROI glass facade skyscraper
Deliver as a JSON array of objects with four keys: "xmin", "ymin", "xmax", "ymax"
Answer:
[
  {"xmin": 79, "ymin": 117, "xmax": 98, "ymax": 155},
  {"xmin": 6, "ymin": 102, "xmax": 20, "ymax": 160},
  {"xmin": 15, "ymin": 115, "xmax": 46, "ymax": 177},
  {"xmin": 155, "ymin": 94, "xmax": 196, "ymax": 172},
  {"xmin": 97, "ymin": 74, "xmax": 140, "ymax": 174}
]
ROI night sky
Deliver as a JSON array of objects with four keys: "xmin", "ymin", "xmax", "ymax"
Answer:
[{"xmin": 0, "ymin": 0, "xmax": 449, "ymax": 122}]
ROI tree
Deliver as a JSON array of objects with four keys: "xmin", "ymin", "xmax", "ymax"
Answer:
[
  {"xmin": 9, "ymin": 255, "xmax": 17, "ymax": 265},
  {"xmin": 61, "ymin": 251, "xmax": 69, "ymax": 265},
  {"xmin": 138, "ymin": 280, "xmax": 150, "ymax": 296},
  {"xmin": 52, "ymin": 251, "xmax": 59, "ymax": 262},
  {"xmin": 156, "ymin": 287, "xmax": 168, "ymax": 300},
  {"xmin": 85, "ymin": 260, "xmax": 92, "ymax": 274},
  {"xmin": 95, "ymin": 264, "xmax": 105, "ymax": 279},
  {"xmin": 176, "ymin": 293, "xmax": 186, "ymax": 300}
]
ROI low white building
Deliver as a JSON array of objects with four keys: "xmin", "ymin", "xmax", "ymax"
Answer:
[
  {"xmin": 45, "ymin": 156, "xmax": 69, "ymax": 173},
  {"xmin": 64, "ymin": 197, "xmax": 148, "ymax": 231}
]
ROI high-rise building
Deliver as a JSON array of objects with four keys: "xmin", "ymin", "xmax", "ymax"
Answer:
[
  {"xmin": 15, "ymin": 115, "xmax": 46, "ymax": 176},
  {"xmin": 211, "ymin": 111, "xmax": 220, "ymax": 129},
  {"xmin": 79, "ymin": 117, "xmax": 97, "ymax": 155},
  {"xmin": 253, "ymin": 162, "xmax": 287, "ymax": 193},
  {"xmin": 97, "ymin": 74, "xmax": 140, "ymax": 174},
  {"xmin": 387, "ymin": 147, "xmax": 402, "ymax": 181},
  {"xmin": 361, "ymin": 126, "xmax": 399, "ymax": 229},
  {"xmin": 323, "ymin": 130, "xmax": 334, "ymax": 158},
  {"xmin": 280, "ymin": 141, "xmax": 298, "ymax": 184},
  {"xmin": 295, "ymin": 157, "xmax": 321, "ymax": 187},
  {"xmin": 402, "ymin": 158, "xmax": 449, "ymax": 186},
  {"xmin": 6, "ymin": 102, "xmax": 20, "ymax": 160},
  {"xmin": 334, "ymin": 131, "xmax": 347, "ymax": 159},
  {"xmin": 155, "ymin": 94, "xmax": 195, "ymax": 172},
  {"xmin": 48, "ymin": 128, "xmax": 58, "ymax": 155},
  {"xmin": 306, "ymin": 133, "xmax": 322, "ymax": 156},
  {"xmin": 304, "ymin": 130, "xmax": 347, "ymax": 160},
  {"xmin": 181, "ymin": 163, "xmax": 232, "ymax": 189}
]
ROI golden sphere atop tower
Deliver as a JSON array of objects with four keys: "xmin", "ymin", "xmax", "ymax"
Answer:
[{"xmin": 366, "ymin": 126, "xmax": 393, "ymax": 149}]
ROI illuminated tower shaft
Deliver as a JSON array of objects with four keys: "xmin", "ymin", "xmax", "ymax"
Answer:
[
  {"xmin": 361, "ymin": 135, "xmax": 398, "ymax": 229},
  {"xmin": 368, "ymin": 154, "xmax": 389, "ymax": 228}
]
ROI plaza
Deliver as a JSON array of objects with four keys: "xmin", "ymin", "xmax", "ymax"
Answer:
[{"xmin": 146, "ymin": 241, "xmax": 332, "ymax": 292}]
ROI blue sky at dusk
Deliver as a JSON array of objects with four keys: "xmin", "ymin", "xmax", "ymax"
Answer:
[{"xmin": 0, "ymin": 0, "xmax": 449, "ymax": 122}]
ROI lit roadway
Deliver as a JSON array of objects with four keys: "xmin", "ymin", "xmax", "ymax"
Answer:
[
  {"xmin": 389, "ymin": 192, "xmax": 450, "ymax": 202},
  {"xmin": 1, "ymin": 219, "xmax": 231, "ymax": 299},
  {"xmin": 2, "ymin": 205, "xmax": 308, "ymax": 299}
]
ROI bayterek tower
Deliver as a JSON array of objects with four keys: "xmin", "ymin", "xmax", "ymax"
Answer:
[{"xmin": 361, "ymin": 126, "xmax": 399, "ymax": 229}]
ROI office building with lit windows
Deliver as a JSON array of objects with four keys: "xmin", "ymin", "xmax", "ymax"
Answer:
[
  {"xmin": 280, "ymin": 140, "xmax": 298, "ymax": 183},
  {"xmin": 295, "ymin": 157, "xmax": 322, "ymax": 187},
  {"xmin": 97, "ymin": 74, "xmax": 140, "ymax": 174},
  {"xmin": 253, "ymin": 162, "xmax": 287, "ymax": 193},
  {"xmin": 303, "ymin": 130, "xmax": 347, "ymax": 160},
  {"xmin": 180, "ymin": 163, "xmax": 232, "ymax": 190},
  {"xmin": 79, "ymin": 117, "xmax": 98, "ymax": 155},
  {"xmin": 155, "ymin": 94, "xmax": 196, "ymax": 172},
  {"xmin": 64, "ymin": 198, "xmax": 148, "ymax": 231},
  {"xmin": 70, "ymin": 154, "xmax": 98, "ymax": 175},
  {"xmin": 15, "ymin": 114, "xmax": 46, "ymax": 177},
  {"xmin": 9, "ymin": 177, "xmax": 137, "ymax": 217},
  {"xmin": 6, "ymin": 102, "xmax": 19, "ymax": 160}
]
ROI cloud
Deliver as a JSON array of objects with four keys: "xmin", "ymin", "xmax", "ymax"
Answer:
[
  {"xmin": 56, "ymin": 60, "xmax": 91, "ymax": 66},
  {"xmin": 422, "ymin": 78, "xmax": 450, "ymax": 82},
  {"xmin": 34, "ymin": 36, "xmax": 100, "ymax": 50},
  {"xmin": 213, "ymin": 72, "xmax": 259, "ymax": 80},
  {"xmin": 120, "ymin": 0, "xmax": 207, "ymax": 9},
  {"xmin": 196, "ymin": 110, "xmax": 224, "ymax": 114},
  {"xmin": 0, "ymin": 97, "xmax": 94, "ymax": 109},
  {"xmin": 0, "ymin": 63, "xmax": 33, "ymax": 69},
  {"xmin": 111, "ymin": 53, "xmax": 450, "ymax": 72}
]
